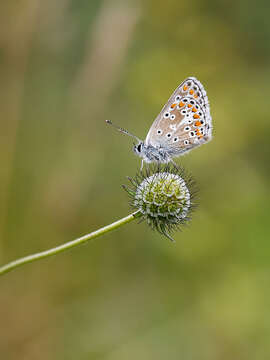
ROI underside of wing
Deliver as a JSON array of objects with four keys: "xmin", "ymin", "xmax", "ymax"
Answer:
[{"xmin": 145, "ymin": 77, "xmax": 212, "ymax": 156}]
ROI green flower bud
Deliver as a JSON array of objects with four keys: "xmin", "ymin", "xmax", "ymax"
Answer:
[{"xmin": 123, "ymin": 164, "xmax": 197, "ymax": 241}]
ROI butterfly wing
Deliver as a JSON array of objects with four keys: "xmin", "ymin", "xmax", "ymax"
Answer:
[{"xmin": 145, "ymin": 77, "xmax": 212, "ymax": 157}]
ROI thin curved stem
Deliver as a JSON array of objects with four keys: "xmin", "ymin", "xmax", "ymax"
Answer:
[{"xmin": 0, "ymin": 211, "xmax": 140, "ymax": 276}]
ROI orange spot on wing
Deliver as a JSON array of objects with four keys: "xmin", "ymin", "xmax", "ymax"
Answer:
[
  {"xmin": 192, "ymin": 107, "xmax": 197, "ymax": 112},
  {"xmin": 194, "ymin": 94, "xmax": 198, "ymax": 98},
  {"xmin": 189, "ymin": 89, "xmax": 194, "ymax": 95},
  {"xmin": 187, "ymin": 104, "xmax": 192, "ymax": 108},
  {"xmin": 171, "ymin": 103, "xmax": 177, "ymax": 109},
  {"xmin": 193, "ymin": 114, "xmax": 200, "ymax": 119},
  {"xmin": 195, "ymin": 121, "xmax": 201, "ymax": 126},
  {"xmin": 196, "ymin": 129, "xmax": 203, "ymax": 138},
  {"xmin": 183, "ymin": 85, "xmax": 188, "ymax": 91},
  {"xmin": 179, "ymin": 102, "xmax": 184, "ymax": 107}
]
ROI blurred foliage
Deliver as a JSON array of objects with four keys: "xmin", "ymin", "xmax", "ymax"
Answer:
[{"xmin": 1, "ymin": 0, "xmax": 270, "ymax": 359}]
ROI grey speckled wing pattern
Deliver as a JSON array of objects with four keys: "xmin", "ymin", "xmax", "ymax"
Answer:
[{"xmin": 145, "ymin": 77, "xmax": 212, "ymax": 157}]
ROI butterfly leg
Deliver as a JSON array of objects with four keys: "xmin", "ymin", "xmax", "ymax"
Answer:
[
  {"xmin": 171, "ymin": 159, "xmax": 179, "ymax": 169},
  {"xmin": 140, "ymin": 160, "xmax": 144, "ymax": 171}
]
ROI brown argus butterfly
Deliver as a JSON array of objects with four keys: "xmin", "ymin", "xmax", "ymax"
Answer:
[{"xmin": 106, "ymin": 77, "xmax": 212, "ymax": 169}]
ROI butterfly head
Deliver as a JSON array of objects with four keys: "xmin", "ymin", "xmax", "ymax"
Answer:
[
  {"xmin": 133, "ymin": 142, "xmax": 153, "ymax": 161},
  {"xmin": 133, "ymin": 142, "xmax": 144, "ymax": 156}
]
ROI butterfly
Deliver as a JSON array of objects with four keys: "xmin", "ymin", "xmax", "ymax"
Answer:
[{"xmin": 106, "ymin": 77, "xmax": 212, "ymax": 169}]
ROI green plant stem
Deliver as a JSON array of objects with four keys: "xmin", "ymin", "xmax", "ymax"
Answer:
[{"xmin": 0, "ymin": 211, "xmax": 140, "ymax": 276}]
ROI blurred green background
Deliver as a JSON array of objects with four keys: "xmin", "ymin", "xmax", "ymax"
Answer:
[{"xmin": 1, "ymin": 0, "xmax": 270, "ymax": 359}]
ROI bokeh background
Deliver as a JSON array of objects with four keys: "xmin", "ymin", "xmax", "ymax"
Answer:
[{"xmin": 1, "ymin": 0, "xmax": 270, "ymax": 359}]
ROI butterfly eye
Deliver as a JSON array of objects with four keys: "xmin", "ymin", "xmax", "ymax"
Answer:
[
  {"xmin": 137, "ymin": 143, "xmax": 142, "ymax": 152},
  {"xmin": 184, "ymin": 140, "xmax": 189, "ymax": 145},
  {"xmin": 170, "ymin": 114, "xmax": 176, "ymax": 120},
  {"xmin": 164, "ymin": 112, "xmax": 170, "ymax": 118},
  {"xmin": 157, "ymin": 129, "xmax": 162, "ymax": 135},
  {"xmin": 175, "ymin": 95, "xmax": 181, "ymax": 102},
  {"xmin": 184, "ymin": 126, "xmax": 191, "ymax": 132},
  {"xmin": 189, "ymin": 131, "xmax": 195, "ymax": 137}
]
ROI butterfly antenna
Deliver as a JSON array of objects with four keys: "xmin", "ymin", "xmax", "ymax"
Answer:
[{"xmin": 106, "ymin": 120, "xmax": 141, "ymax": 142}]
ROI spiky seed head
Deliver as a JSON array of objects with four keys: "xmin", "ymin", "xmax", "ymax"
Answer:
[{"xmin": 123, "ymin": 164, "xmax": 198, "ymax": 241}]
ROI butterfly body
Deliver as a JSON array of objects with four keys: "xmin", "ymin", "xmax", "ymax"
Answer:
[
  {"xmin": 134, "ymin": 141, "xmax": 182, "ymax": 163},
  {"xmin": 107, "ymin": 77, "xmax": 212, "ymax": 168}
]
